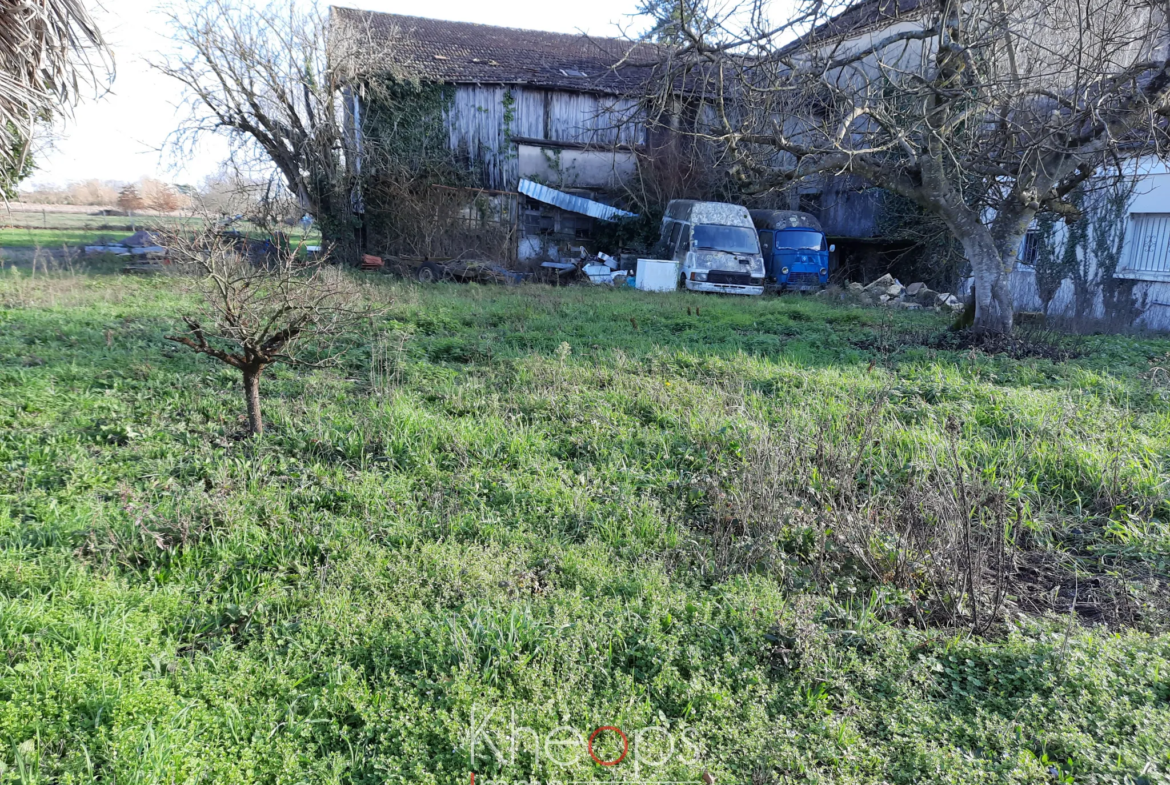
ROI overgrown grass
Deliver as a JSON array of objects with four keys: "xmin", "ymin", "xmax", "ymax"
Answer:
[{"xmin": 1, "ymin": 269, "xmax": 1168, "ymax": 784}]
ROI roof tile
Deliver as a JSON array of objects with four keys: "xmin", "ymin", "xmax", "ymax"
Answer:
[{"xmin": 331, "ymin": 7, "xmax": 660, "ymax": 94}]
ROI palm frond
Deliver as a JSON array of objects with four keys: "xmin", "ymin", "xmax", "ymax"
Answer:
[{"xmin": 0, "ymin": 0, "xmax": 108, "ymax": 174}]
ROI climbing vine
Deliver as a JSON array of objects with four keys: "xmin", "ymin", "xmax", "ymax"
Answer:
[
  {"xmin": 1031, "ymin": 177, "xmax": 1140, "ymax": 325},
  {"xmin": 500, "ymin": 89, "xmax": 516, "ymax": 162},
  {"xmin": 357, "ymin": 78, "xmax": 506, "ymax": 257}
]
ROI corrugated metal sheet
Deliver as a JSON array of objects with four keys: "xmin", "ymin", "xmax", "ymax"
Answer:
[{"xmin": 518, "ymin": 179, "xmax": 636, "ymax": 221}]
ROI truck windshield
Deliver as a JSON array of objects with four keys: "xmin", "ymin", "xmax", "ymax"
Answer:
[
  {"xmin": 776, "ymin": 230, "xmax": 825, "ymax": 251},
  {"xmin": 693, "ymin": 225, "xmax": 759, "ymax": 254}
]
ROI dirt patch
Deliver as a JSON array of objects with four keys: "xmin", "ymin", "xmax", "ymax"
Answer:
[
  {"xmin": 944, "ymin": 327, "xmax": 1084, "ymax": 361},
  {"xmin": 1006, "ymin": 551, "xmax": 1169, "ymax": 630},
  {"xmin": 852, "ymin": 325, "xmax": 1084, "ymax": 361}
]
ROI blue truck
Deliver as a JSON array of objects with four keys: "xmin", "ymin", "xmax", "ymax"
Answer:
[{"xmin": 749, "ymin": 210, "xmax": 833, "ymax": 291}]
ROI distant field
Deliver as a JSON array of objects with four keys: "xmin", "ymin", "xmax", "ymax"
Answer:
[
  {"xmin": 3, "ymin": 204, "xmax": 200, "ymax": 231},
  {"xmin": 0, "ymin": 217, "xmax": 320, "ymax": 250},
  {"xmin": 1, "ymin": 206, "xmax": 206, "ymax": 250},
  {"xmin": 0, "ymin": 227, "xmax": 141, "ymax": 249}
]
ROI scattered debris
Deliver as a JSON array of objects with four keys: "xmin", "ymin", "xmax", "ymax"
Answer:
[
  {"xmin": 582, "ymin": 261, "xmax": 627, "ymax": 285},
  {"xmin": 838, "ymin": 275, "xmax": 967, "ymax": 313},
  {"xmin": 913, "ymin": 286, "xmax": 937, "ymax": 306},
  {"xmin": 86, "ymin": 230, "xmax": 167, "ymax": 258},
  {"xmin": 535, "ymin": 248, "xmax": 640, "ymax": 286},
  {"xmin": 862, "ymin": 273, "xmax": 896, "ymax": 292},
  {"xmin": 383, "ymin": 255, "xmax": 529, "ymax": 285}
]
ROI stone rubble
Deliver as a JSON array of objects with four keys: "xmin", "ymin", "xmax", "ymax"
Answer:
[{"xmin": 820, "ymin": 276, "xmax": 967, "ymax": 313}]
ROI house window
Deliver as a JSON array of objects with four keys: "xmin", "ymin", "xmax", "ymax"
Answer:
[
  {"xmin": 1019, "ymin": 231, "xmax": 1039, "ymax": 267},
  {"xmin": 1118, "ymin": 213, "xmax": 1170, "ymax": 282}
]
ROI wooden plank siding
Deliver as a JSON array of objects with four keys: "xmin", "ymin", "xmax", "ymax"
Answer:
[{"xmin": 444, "ymin": 86, "xmax": 645, "ymax": 191}]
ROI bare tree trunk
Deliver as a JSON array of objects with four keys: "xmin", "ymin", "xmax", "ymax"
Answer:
[
  {"xmin": 964, "ymin": 242, "xmax": 1015, "ymax": 334},
  {"xmin": 948, "ymin": 213, "xmax": 1016, "ymax": 334},
  {"xmin": 242, "ymin": 368, "xmax": 264, "ymax": 436}
]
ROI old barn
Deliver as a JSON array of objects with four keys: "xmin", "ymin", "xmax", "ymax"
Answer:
[{"xmin": 332, "ymin": 8, "xmax": 659, "ymax": 262}]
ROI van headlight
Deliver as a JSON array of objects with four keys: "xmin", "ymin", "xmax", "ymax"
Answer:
[
  {"xmin": 689, "ymin": 271, "xmax": 707, "ymax": 282},
  {"xmin": 820, "ymin": 268, "xmax": 828, "ymax": 276},
  {"xmin": 780, "ymin": 267, "xmax": 789, "ymax": 275}
]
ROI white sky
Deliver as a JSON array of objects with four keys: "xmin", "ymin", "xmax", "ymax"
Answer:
[{"xmin": 24, "ymin": 0, "xmax": 650, "ymax": 190}]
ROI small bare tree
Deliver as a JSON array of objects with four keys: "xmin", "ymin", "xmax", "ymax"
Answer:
[
  {"xmin": 165, "ymin": 236, "xmax": 375, "ymax": 436},
  {"xmin": 642, "ymin": 0, "xmax": 1170, "ymax": 333}
]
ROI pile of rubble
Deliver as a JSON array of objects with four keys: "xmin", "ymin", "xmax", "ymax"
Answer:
[{"xmin": 842, "ymin": 274, "xmax": 965, "ymax": 312}]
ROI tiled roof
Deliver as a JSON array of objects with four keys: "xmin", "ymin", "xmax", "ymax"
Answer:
[
  {"xmin": 330, "ymin": 7, "xmax": 662, "ymax": 94},
  {"xmin": 802, "ymin": 0, "xmax": 928, "ymax": 44}
]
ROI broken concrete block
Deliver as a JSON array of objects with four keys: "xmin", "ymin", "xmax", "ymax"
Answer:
[
  {"xmin": 906, "ymin": 282, "xmax": 926, "ymax": 296},
  {"xmin": 864, "ymin": 274, "xmax": 896, "ymax": 291},
  {"xmin": 914, "ymin": 287, "xmax": 937, "ymax": 305}
]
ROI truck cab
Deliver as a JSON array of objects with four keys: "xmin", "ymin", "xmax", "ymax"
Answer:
[
  {"xmin": 750, "ymin": 210, "xmax": 832, "ymax": 290},
  {"xmin": 656, "ymin": 200, "xmax": 766, "ymax": 295}
]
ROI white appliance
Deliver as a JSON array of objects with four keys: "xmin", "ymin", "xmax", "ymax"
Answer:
[{"xmin": 635, "ymin": 259, "xmax": 680, "ymax": 292}]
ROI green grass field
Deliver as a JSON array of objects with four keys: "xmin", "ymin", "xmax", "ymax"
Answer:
[
  {"xmin": 0, "ymin": 227, "xmax": 142, "ymax": 249},
  {"xmin": 0, "ymin": 214, "xmax": 319, "ymax": 251},
  {"xmin": 0, "ymin": 212, "xmax": 206, "ymax": 250},
  {"xmin": 1, "ymin": 268, "xmax": 1169, "ymax": 784}
]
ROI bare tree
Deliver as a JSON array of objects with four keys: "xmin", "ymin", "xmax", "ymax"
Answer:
[
  {"xmin": 153, "ymin": 0, "xmax": 389, "ymax": 254},
  {"xmin": 644, "ymin": 0, "xmax": 1170, "ymax": 333},
  {"xmin": 165, "ymin": 236, "xmax": 375, "ymax": 436},
  {"xmin": 0, "ymin": 0, "xmax": 109, "ymax": 185}
]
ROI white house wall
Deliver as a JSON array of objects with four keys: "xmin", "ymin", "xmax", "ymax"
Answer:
[
  {"xmin": 804, "ymin": 17, "xmax": 1170, "ymax": 331},
  {"xmin": 1007, "ymin": 158, "xmax": 1170, "ymax": 330},
  {"xmin": 516, "ymin": 145, "xmax": 638, "ymax": 190}
]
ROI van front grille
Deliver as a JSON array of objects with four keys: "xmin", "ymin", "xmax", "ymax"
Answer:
[
  {"xmin": 787, "ymin": 272, "xmax": 822, "ymax": 286},
  {"xmin": 707, "ymin": 270, "xmax": 756, "ymax": 285}
]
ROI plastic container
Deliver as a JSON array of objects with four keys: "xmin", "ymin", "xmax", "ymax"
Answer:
[{"xmin": 635, "ymin": 259, "xmax": 680, "ymax": 292}]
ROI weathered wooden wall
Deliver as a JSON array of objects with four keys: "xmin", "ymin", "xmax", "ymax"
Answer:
[
  {"xmin": 818, "ymin": 174, "xmax": 881, "ymax": 239},
  {"xmin": 444, "ymin": 86, "xmax": 644, "ymax": 191}
]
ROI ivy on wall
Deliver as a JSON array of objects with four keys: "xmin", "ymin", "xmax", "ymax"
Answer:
[
  {"xmin": 1032, "ymin": 178, "xmax": 1140, "ymax": 325},
  {"xmin": 359, "ymin": 79, "xmax": 466, "ymax": 186},
  {"xmin": 356, "ymin": 79, "xmax": 520, "ymax": 260}
]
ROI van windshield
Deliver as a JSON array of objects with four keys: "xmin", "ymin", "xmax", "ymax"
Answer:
[
  {"xmin": 776, "ymin": 230, "xmax": 825, "ymax": 251},
  {"xmin": 693, "ymin": 225, "xmax": 759, "ymax": 254}
]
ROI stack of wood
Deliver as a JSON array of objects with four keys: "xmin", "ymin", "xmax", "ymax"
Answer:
[{"xmin": 360, "ymin": 255, "xmax": 385, "ymax": 271}]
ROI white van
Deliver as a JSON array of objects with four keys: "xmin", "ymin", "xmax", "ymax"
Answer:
[{"xmin": 655, "ymin": 200, "xmax": 766, "ymax": 295}]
